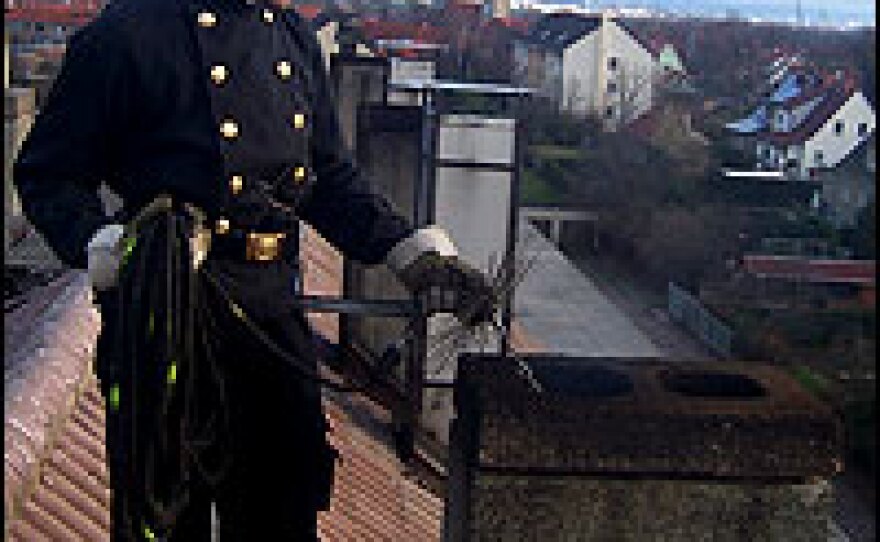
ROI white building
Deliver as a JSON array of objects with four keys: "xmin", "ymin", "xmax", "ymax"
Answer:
[
  {"xmin": 728, "ymin": 69, "xmax": 875, "ymax": 181},
  {"xmin": 514, "ymin": 12, "xmax": 655, "ymax": 127},
  {"xmin": 726, "ymin": 66, "xmax": 876, "ymax": 227}
]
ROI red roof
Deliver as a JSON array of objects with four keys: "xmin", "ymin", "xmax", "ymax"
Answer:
[
  {"xmin": 362, "ymin": 20, "xmax": 448, "ymax": 44},
  {"xmin": 493, "ymin": 16, "xmax": 529, "ymax": 32},
  {"xmin": 743, "ymin": 255, "xmax": 876, "ymax": 286},
  {"xmin": 293, "ymin": 4, "xmax": 323, "ymax": 21},
  {"xmin": 758, "ymin": 85, "xmax": 856, "ymax": 146},
  {"xmin": 6, "ymin": 4, "xmax": 99, "ymax": 25}
]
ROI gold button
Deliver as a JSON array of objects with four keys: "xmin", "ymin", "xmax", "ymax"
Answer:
[
  {"xmin": 293, "ymin": 113, "xmax": 306, "ymax": 129},
  {"xmin": 210, "ymin": 64, "xmax": 228, "ymax": 85},
  {"xmin": 197, "ymin": 11, "xmax": 217, "ymax": 27},
  {"xmin": 216, "ymin": 219, "xmax": 230, "ymax": 234},
  {"xmin": 230, "ymin": 175, "xmax": 243, "ymax": 194},
  {"xmin": 262, "ymin": 9, "xmax": 274, "ymax": 23},
  {"xmin": 293, "ymin": 166, "xmax": 306, "ymax": 183},
  {"xmin": 220, "ymin": 119, "xmax": 239, "ymax": 139},
  {"xmin": 275, "ymin": 60, "xmax": 292, "ymax": 80}
]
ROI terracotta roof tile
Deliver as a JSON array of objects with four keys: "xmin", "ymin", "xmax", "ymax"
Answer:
[
  {"xmin": 743, "ymin": 255, "xmax": 876, "ymax": 285},
  {"xmin": 758, "ymin": 86, "xmax": 856, "ymax": 145}
]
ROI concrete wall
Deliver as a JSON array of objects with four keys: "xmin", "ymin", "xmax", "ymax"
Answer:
[
  {"xmin": 468, "ymin": 476, "xmax": 834, "ymax": 541},
  {"xmin": 388, "ymin": 58, "xmax": 435, "ymax": 106},
  {"xmin": 333, "ymin": 58, "xmax": 388, "ymax": 152},
  {"xmin": 561, "ymin": 31, "xmax": 599, "ymax": 114}
]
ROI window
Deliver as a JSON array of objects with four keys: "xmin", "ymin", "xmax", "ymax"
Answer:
[
  {"xmin": 858, "ymin": 123, "xmax": 868, "ymax": 136},
  {"xmin": 607, "ymin": 57, "xmax": 618, "ymax": 70},
  {"xmin": 814, "ymin": 150, "xmax": 825, "ymax": 165},
  {"xmin": 834, "ymin": 121, "xmax": 844, "ymax": 135},
  {"xmin": 607, "ymin": 81, "xmax": 617, "ymax": 93},
  {"xmin": 605, "ymin": 106, "xmax": 615, "ymax": 119}
]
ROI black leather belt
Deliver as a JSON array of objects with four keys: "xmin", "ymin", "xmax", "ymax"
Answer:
[{"xmin": 125, "ymin": 196, "xmax": 297, "ymax": 263}]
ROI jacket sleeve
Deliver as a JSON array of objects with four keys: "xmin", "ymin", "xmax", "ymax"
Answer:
[
  {"xmin": 293, "ymin": 16, "xmax": 416, "ymax": 266},
  {"xmin": 12, "ymin": 15, "xmax": 135, "ymax": 269}
]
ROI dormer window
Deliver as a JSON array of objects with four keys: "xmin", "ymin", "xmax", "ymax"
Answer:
[
  {"xmin": 834, "ymin": 121, "xmax": 844, "ymax": 135},
  {"xmin": 608, "ymin": 57, "xmax": 618, "ymax": 71}
]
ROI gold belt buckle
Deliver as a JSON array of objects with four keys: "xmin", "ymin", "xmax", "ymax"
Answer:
[{"xmin": 246, "ymin": 232, "xmax": 286, "ymax": 261}]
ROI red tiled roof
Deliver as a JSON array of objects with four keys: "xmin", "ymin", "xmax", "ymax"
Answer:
[
  {"xmin": 5, "ymin": 273, "xmax": 105, "ymax": 541},
  {"xmin": 492, "ymin": 17, "xmax": 529, "ymax": 32},
  {"xmin": 294, "ymin": 4, "xmax": 323, "ymax": 21},
  {"xmin": 361, "ymin": 20, "xmax": 448, "ymax": 45},
  {"xmin": 6, "ymin": 4, "xmax": 99, "ymax": 25},
  {"xmin": 743, "ymin": 255, "xmax": 876, "ymax": 286},
  {"xmin": 758, "ymin": 86, "xmax": 856, "ymax": 146},
  {"xmin": 6, "ymin": 226, "xmax": 541, "ymax": 541}
]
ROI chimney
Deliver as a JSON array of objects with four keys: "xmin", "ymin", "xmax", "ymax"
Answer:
[
  {"xmin": 445, "ymin": 355, "xmax": 842, "ymax": 541},
  {"xmin": 492, "ymin": 0, "xmax": 509, "ymax": 20}
]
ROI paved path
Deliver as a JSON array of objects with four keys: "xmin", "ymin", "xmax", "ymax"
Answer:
[
  {"xmin": 570, "ymin": 254, "xmax": 717, "ymax": 361},
  {"xmin": 513, "ymin": 221, "xmax": 661, "ymax": 358}
]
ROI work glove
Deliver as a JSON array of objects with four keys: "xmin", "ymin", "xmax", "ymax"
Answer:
[{"xmin": 86, "ymin": 224, "xmax": 126, "ymax": 291}]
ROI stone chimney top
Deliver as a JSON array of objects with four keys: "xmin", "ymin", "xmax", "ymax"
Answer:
[{"xmin": 444, "ymin": 355, "xmax": 842, "ymax": 541}]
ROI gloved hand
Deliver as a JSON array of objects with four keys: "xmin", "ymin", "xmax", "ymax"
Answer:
[
  {"xmin": 86, "ymin": 224, "xmax": 126, "ymax": 291},
  {"xmin": 397, "ymin": 252, "xmax": 497, "ymax": 326}
]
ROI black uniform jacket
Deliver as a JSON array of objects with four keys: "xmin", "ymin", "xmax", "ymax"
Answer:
[{"xmin": 13, "ymin": 0, "xmax": 413, "ymax": 283}]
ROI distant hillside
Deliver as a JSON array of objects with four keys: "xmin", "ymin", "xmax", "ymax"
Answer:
[
  {"xmin": 622, "ymin": 17, "xmax": 875, "ymax": 102},
  {"xmin": 574, "ymin": 0, "xmax": 875, "ymax": 27}
]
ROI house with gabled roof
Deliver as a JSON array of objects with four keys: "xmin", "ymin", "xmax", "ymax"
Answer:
[
  {"xmin": 513, "ymin": 12, "xmax": 655, "ymax": 126},
  {"xmin": 726, "ymin": 66, "xmax": 876, "ymax": 183}
]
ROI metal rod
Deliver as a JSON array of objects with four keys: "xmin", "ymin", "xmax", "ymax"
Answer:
[
  {"xmin": 434, "ymin": 159, "xmax": 515, "ymax": 172},
  {"xmin": 290, "ymin": 295, "xmax": 421, "ymax": 317},
  {"xmin": 500, "ymin": 97, "xmax": 525, "ymax": 357}
]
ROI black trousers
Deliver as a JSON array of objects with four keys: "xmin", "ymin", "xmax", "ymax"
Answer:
[{"xmin": 95, "ymin": 217, "xmax": 336, "ymax": 541}]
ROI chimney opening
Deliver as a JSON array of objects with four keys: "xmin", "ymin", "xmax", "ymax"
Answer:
[
  {"xmin": 529, "ymin": 364, "xmax": 633, "ymax": 398},
  {"xmin": 661, "ymin": 370, "xmax": 766, "ymax": 398}
]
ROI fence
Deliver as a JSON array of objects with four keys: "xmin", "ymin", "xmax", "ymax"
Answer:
[{"xmin": 668, "ymin": 282, "xmax": 734, "ymax": 359}]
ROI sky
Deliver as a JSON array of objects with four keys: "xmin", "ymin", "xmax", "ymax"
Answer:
[{"xmin": 525, "ymin": 0, "xmax": 876, "ymax": 27}]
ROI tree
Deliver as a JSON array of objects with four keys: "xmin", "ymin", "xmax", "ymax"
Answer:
[{"xmin": 851, "ymin": 201, "xmax": 876, "ymax": 259}]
